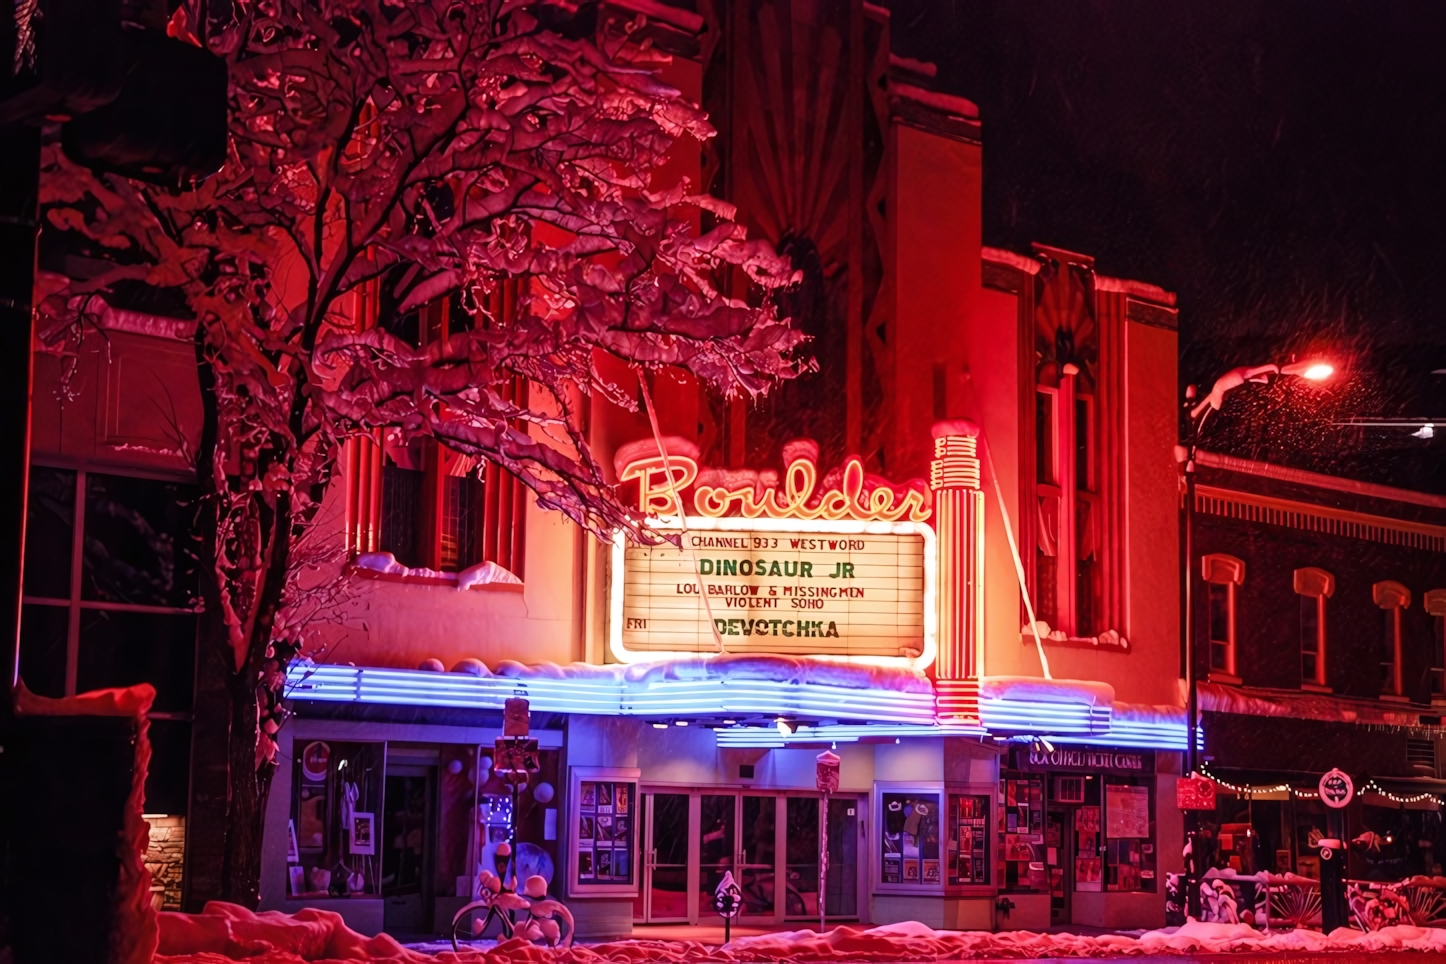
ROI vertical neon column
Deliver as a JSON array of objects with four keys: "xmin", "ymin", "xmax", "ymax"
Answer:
[{"xmin": 930, "ymin": 420, "xmax": 985, "ymax": 722}]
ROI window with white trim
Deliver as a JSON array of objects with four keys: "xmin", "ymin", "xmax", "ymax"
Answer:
[
  {"xmin": 1294, "ymin": 567, "xmax": 1334, "ymax": 688},
  {"xmin": 1425, "ymin": 589, "xmax": 1446, "ymax": 699},
  {"xmin": 1374, "ymin": 580, "xmax": 1412, "ymax": 697},
  {"xmin": 344, "ymin": 290, "xmax": 528, "ymax": 579},
  {"xmin": 1202, "ymin": 554, "xmax": 1244, "ymax": 679},
  {"xmin": 19, "ymin": 465, "xmax": 199, "ymax": 820}
]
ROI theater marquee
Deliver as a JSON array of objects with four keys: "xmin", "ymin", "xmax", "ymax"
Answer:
[
  {"xmin": 614, "ymin": 519, "xmax": 933, "ymax": 664},
  {"xmin": 608, "ymin": 440, "xmax": 936, "ymax": 669}
]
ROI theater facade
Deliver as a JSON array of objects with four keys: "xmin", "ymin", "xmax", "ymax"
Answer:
[{"xmin": 20, "ymin": 0, "xmax": 1189, "ymax": 939}]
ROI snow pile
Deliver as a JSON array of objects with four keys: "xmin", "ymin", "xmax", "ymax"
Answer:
[
  {"xmin": 156, "ymin": 903, "xmax": 435, "ymax": 961},
  {"xmin": 624, "ymin": 654, "xmax": 932, "ymax": 693},
  {"xmin": 351, "ymin": 552, "xmax": 520, "ymax": 590},
  {"xmin": 725, "ymin": 921, "xmax": 1446, "ymax": 959},
  {"xmin": 154, "ymin": 907, "xmax": 1446, "ymax": 962},
  {"xmin": 417, "ymin": 654, "xmax": 934, "ymax": 694},
  {"xmin": 457, "ymin": 561, "xmax": 523, "ymax": 589},
  {"xmin": 1112, "ymin": 702, "xmax": 1187, "ymax": 729},
  {"xmin": 980, "ymin": 676, "xmax": 1115, "ymax": 707},
  {"xmin": 15, "ymin": 682, "xmax": 158, "ymax": 964}
]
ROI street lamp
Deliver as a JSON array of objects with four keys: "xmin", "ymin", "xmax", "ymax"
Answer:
[{"xmin": 1179, "ymin": 358, "xmax": 1333, "ymax": 919}]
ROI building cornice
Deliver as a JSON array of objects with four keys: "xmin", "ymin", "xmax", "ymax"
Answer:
[{"xmin": 1196, "ymin": 449, "xmax": 1446, "ymax": 510}]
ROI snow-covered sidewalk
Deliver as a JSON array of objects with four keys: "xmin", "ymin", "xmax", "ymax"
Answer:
[{"xmin": 153, "ymin": 904, "xmax": 1446, "ymax": 962}]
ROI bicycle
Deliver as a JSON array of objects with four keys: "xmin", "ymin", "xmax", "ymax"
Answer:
[{"xmin": 450, "ymin": 863, "xmax": 574, "ymax": 950}]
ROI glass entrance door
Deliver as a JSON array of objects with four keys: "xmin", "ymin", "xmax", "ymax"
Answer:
[
  {"xmin": 1047, "ymin": 809, "xmax": 1072, "ymax": 925},
  {"xmin": 738, "ymin": 795, "xmax": 778, "ymax": 919},
  {"xmin": 785, "ymin": 797, "xmax": 819, "ymax": 918},
  {"xmin": 698, "ymin": 794, "xmax": 736, "ymax": 919},
  {"xmin": 382, "ymin": 765, "xmax": 435, "ymax": 935},
  {"xmin": 637, "ymin": 792, "xmax": 690, "ymax": 922},
  {"xmin": 824, "ymin": 796, "xmax": 858, "ymax": 918},
  {"xmin": 634, "ymin": 789, "xmax": 861, "ymax": 926}
]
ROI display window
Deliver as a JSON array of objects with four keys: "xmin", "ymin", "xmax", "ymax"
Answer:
[
  {"xmin": 288, "ymin": 741, "xmax": 385, "ymax": 898},
  {"xmin": 998, "ymin": 773, "xmax": 1047, "ymax": 893},
  {"xmin": 568, "ymin": 767, "xmax": 640, "ymax": 896},
  {"xmin": 1000, "ymin": 753, "xmax": 1157, "ymax": 896},
  {"xmin": 463, "ymin": 745, "xmax": 562, "ymax": 897},
  {"xmin": 874, "ymin": 784, "xmax": 943, "ymax": 893},
  {"xmin": 947, "ymin": 792, "xmax": 991, "ymax": 886}
]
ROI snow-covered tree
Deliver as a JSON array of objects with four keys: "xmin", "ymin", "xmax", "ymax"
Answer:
[{"xmin": 37, "ymin": 0, "xmax": 802, "ymax": 904}]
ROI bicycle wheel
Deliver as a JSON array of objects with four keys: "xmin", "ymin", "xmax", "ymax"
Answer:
[{"xmin": 450, "ymin": 902, "xmax": 513, "ymax": 951}]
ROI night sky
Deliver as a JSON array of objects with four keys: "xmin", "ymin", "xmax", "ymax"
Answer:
[{"xmin": 889, "ymin": 0, "xmax": 1446, "ymax": 491}]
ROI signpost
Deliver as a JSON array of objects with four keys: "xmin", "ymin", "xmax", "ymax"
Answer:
[
  {"xmin": 1316, "ymin": 768, "xmax": 1354, "ymax": 932},
  {"xmin": 494, "ymin": 698, "xmax": 540, "ymax": 889},
  {"xmin": 713, "ymin": 871, "xmax": 742, "ymax": 943}
]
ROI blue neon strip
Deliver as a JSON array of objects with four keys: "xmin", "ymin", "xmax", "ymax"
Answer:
[
  {"xmin": 286, "ymin": 663, "xmax": 1195, "ymax": 751},
  {"xmin": 285, "ymin": 663, "xmax": 938, "ymax": 724}
]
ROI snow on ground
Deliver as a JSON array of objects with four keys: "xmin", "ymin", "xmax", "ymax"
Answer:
[{"xmin": 152, "ymin": 903, "xmax": 1446, "ymax": 962}]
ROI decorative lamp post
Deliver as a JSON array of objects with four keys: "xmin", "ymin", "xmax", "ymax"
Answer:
[
  {"xmin": 931, "ymin": 420, "xmax": 986, "ymax": 722},
  {"xmin": 815, "ymin": 749, "xmax": 841, "ymax": 934},
  {"xmin": 1180, "ymin": 359, "xmax": 1333, "ymax": 918}
]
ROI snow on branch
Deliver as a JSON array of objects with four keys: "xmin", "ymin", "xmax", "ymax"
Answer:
[{"xmin": 36, "ymin": 0, "xmax": 804, "ymax": 683}]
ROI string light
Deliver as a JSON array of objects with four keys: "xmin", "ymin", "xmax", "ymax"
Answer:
[
  {"xmin": 1198, "ymin": 765, "xmax": 1446, "ymax": 806},
  {"xmin": 1199, "ymin": 763, "xmax": 1320, "ymax": 799},
  {"xmin": 1361, "ymin": 778, "xmax": 1443, "ymax": 806}
]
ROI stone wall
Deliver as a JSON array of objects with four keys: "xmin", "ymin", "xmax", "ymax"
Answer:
[{"xmin": 145, "ymin": 815, "xmax": 186, "ymax": 910}]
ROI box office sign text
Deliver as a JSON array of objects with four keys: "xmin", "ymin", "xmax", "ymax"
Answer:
[{"xmin": 619, "ymin": 528, "xmax": 927, "ymax": 659}]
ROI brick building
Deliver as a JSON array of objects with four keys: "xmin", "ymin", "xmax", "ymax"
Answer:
[{"xmin": 1190, "ymin": 450, "xmax": 1446, "ymax": 881}]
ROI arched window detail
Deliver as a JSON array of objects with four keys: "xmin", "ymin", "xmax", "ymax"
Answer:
[
  {"xmin": 1202, "ymin": 554, "xmax": 1245, "ymax": 679},
  {"xmin": 1425, "ymin": 589, "xmax": 1446, "ymax": 700},
  {"xmin": 1375, "ymin": 580, "xmax": 1412, "ymax": 698},
  {"xmin": 1294, "ymin": 568, "xmax": 1333, "ymax": 689}
]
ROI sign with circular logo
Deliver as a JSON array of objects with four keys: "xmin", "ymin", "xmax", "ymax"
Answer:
[
  {"xmin": 713, "ymin": 870, "xmax": 743, "ymax": 918},
  {"xmin": 1318, "ymin": 768, "xmax": 1354, "ymax": 809},
  {"xmin": 301, "ymin": 741, "xmax": 331, "ymax": 782}
]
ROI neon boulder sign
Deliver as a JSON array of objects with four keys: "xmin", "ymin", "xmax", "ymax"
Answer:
[
  {"xmin": 609, "ymin": 438, "xmax": 937, "ymax": 669},
  {"xmin": 615, "ymin": 438, "xmax": 931, "ymax": 523}
]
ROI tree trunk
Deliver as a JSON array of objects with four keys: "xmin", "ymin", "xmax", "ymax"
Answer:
[
  {"xmin": 219, "ymin": 667, "xmax": 273, "ymax": 907},
  {"xmin": 184, "ymin": 630, "xmax": 234, "ymax": 909}
]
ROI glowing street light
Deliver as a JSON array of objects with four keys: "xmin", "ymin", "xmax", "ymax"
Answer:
[
  {"xmin": 1190, "ymin": 359, "xmax": 1336, "ymax": 425},
  {"xmin": 1292, "ymin": 362, "xmax": 1335, "ymax": 381}
]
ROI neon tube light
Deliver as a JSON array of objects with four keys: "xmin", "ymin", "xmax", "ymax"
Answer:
[
  {"xmin": 285, "ymin": 663, "xmax": 939, "ymax": 724},
  {"xmin": 287, "ymin": 664, "xmax": 1197, "ymax": 751},
  {"xmin": 608, "ymin": 515, "xmax": 937, "ymax": 672}
]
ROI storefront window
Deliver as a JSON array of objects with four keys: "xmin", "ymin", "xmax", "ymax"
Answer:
[
  {"xmin": 999, "ymin": 774, "xmax": 1046, "ymax": 892},
  {"xmin": 880, "ymin": 791, "xmax": 941, "ymax": 886},
  {"xmin": 568, "ymin": 767, "xmax": 640, "ymax": 895},
  {"xmin": 1355, "ymin": 804, "xmax": 1433, "ymax": 881},
  {"xmin": 1103, "ymin": 778, "xmax": 1155, "ymax": 892},
  {"xmin": 1002, "ymin": 749, "xmax": 1158, "ymax": 896},
  {"xmin": 947, "ymin": 793, "xmax": 990, "ymax": 885},
  {"xmin": 1202, "ymin": 792, "xmax": 1280, "ymax": 876},
  {"xmin": 288, "ymin": 741, "xmax": 384, "ymax": 898}
]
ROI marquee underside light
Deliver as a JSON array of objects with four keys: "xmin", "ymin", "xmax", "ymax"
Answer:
[
  {"xmin": 284, "ymin": 662, "xmax": 939, "ymax": 724},
  {"xmin": 286, "ymin": 663, "xmax": 1197, "ymax": 751},
  {"xmin": 610, "ymin": 515, "xmax": 937, "ymax": 671}
]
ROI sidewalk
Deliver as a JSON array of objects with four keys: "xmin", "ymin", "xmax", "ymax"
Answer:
[{"xmin": 629, "ymin": 922, "xmax": 1144, "ymax": 947}]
